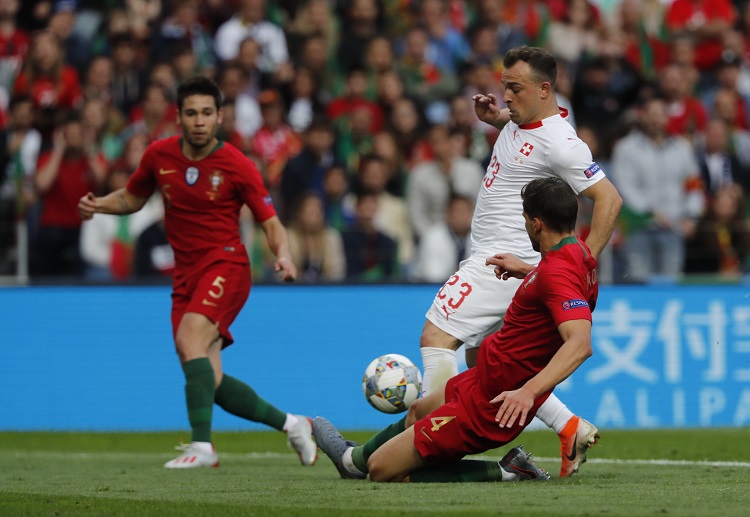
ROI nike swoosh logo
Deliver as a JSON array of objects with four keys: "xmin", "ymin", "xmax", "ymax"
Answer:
[
  {"xmin": 566, "ymin": 436, "xmax": 578, "ymax": 461},
  {"xmin": 160, "ymin": 169, "xmax": 177, "ymax": 175},
  {"xmin": 202, "ymin": 299, "xmax": 218, "ymax": 307}
]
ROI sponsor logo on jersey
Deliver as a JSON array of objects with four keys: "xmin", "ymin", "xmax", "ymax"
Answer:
[
  {"xmin": 520, "ymin": 142, "xmax": 534, "ymax": 156},
  {"xmin": 584, "ymin": 162, "xmax": 600, "ymax": 178},
  {"xmin": 185, "ymin": 166, "xmax": 199, "ymax": 185},
  {"xmin": 562, "ymin": 299, "xmax": 589, "ymax": 310}
]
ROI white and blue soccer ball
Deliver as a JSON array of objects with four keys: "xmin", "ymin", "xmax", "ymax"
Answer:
[{"xmin": 362, "ymin": 354, "xmax": 422, "ymax": 414}]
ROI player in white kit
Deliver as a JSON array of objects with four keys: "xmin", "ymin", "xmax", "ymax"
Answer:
[{"xmin": 419, "ymin": 46, "xmax": 623, "ymax": 477}]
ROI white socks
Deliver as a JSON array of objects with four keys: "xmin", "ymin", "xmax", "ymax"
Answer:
[
  {"xmin": 342, "ymin": 446, "xmax": 366, "ymax": 475},
  {"xmin": 535, "ymin": 392, "xmax": 574, "ymax": 434},
  {"xmin": 282, "ymin": 413, "xmax": 298, "ymax": 432},
  {"xmin": 420, "ymin": 347, "xmax": 458, "ymax": 397},
  {"xmin": 191, "ymin": 441, "xmax": 214, "ymax": 453}
]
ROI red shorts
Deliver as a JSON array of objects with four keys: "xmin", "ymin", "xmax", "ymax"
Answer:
[
  {"xmin": 171, "ymin": 260, "xmax": 251, "ymax": 347},
  {"xmin": 413, "ymin": 368, "xmax": 551, "ymax": 463}
]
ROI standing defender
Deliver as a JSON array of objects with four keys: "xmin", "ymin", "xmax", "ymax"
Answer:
[{"xmin": 78, "ymin": 77, "xmax": 317, "ymax": 469}]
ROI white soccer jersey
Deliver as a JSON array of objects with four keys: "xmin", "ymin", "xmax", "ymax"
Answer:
[{"xmin": 471, "ymin": 109, "xmax": 605, "ymax": 262}]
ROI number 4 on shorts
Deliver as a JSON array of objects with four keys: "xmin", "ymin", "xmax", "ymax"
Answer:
[{"xmin": 430, "ymin": 416, "xmax": 456, "ymax": 432}]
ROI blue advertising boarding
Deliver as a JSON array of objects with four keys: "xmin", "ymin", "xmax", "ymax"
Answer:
[{"xmin": 1, "ymin": 284, "xmax": 748, "ymax": 431}]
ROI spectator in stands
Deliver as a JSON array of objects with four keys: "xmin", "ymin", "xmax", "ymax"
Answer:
[
  {"xmin": 364, "ymin": 36, "xmax": 395, "ymax": 96},
  {"xmin": 250, "ymin": 89, "xmax": 302, "ymax": 190},
  {"xmin": 151, "ymin": 0, "xmax": 215, "ymax": 77},
  {"xmin": 712, "ymin": 87, "xmax": 750, "ymax": 169},
  {"xmin": 396, "ymin": 25, "xmax": 459, "ymax": 123},
  {"xmin": 696, "ymin": 118, "xmax": 750, "ymax": 196},
  {"xmin": 286, "ymin": 0, "xmax": 339, "ymax": 62},
  {"xmin": 80, "ymin": 97, "xmax": 122, "ymax": 162},
  {"xmin": 0, "ymin": 0, "xmax": 29, "ymax": 100},
  {"xmin": 337, "ymin": 0, "xmax": 381, "ymax": 74},
  {"xmin": 618, "ymin": 0, "xmax": 669, "ymax": 82},
  {"xmin": 125, "ymin": 83, "xmax": 178, "ymax": 142},
  {"xmin": 214, "ymin": 0, "xmax": 292, "ymax": 82},
  {"xmin": 34, "ymin": 111, "xmax": 107, "ymax": 275},
  {"xmin": 234, "ymin": 37, "xmax": 264, "ymax": 96},
  {"xmin": 0, "ymin": 95, "xmax": 40, "ymax": 272},
  {"xmin": 327, "ymin": 67, "xmax": 384, "ymax": 136},
  {"xmin": 386, "ymin": 96, "xmax": 428, "ymax": 168},
  {"xmin": 342, "ymin": 192, "xmax": 398, "ymax": 282},
  {"xmin": 280, "ymin": 117, "xmax": 335, "ymax": 219},
  {"xmin": 80, "ymin": 166, "xmax": 162, "ymax": 280},
  {"xmin": 372, "ymin": 129, "xmax": 407, "ymax": 196},
  {"xmin": 322, "ymin": 163, "xmax": 354, "ymax": 232},
  {"xmin": 665, "ymin": 0, "xmax": 736, "ymax": 78},
  {"xmin": 407, "ymin": 124, "xmax": 482, "ymax": 241},
  {"xmin": 133, "ymin": 216, "xmax": 174, "ymax": 279},
  {"xmin": 411, "ymin": 194, "xmax": 473, "ymax": 283},
  {"xmin": 612, "ymin": 96, "xmax": 705, "ymax": 282},
  {"xmin": 109, "ymin": 33, "xmax": 146, "ymax": 117},
  {"xmin": 474, "ymin": 0, "xmax": 526, "ymax": 56},
  {"xmin": 701, "ymin": 52, "xmax": 750, "ymax": 129},
  {"xmin": 287, "ymin": 66, "xmax": 322, "ymax": 133},
  {"xmin": 218, "ymin": 63, "xmax": 261, "ymax": 146},
  {"xmin": 356, "ymin": 154, "xmax": 413, "ymax": 269},
  {"xmin": 547, "ymin": 0, "xmax": 601, "ymax": 66},
  {"xmin": 685, "ymin": 184, "xmax": 750, "ymax": 275},
  {"xmin": 419, "ymin": 0, "xmax": 470, "ymax": 74},
  {"xmin": 13, "ymin": 29, "xmax": 82, "ymax": 137},
  {"xmin": 82, "ymin": 55, "xmax": 114, "ymax": 104},
  {"xmin": 659, "ymin": 62, "xmax": 708, "ymax": 138},
  {"xmin": 286, "ymin": 190, "xmax": 346, "ymax": 283}
]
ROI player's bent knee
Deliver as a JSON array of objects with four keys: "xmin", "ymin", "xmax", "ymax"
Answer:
[{"xmin": 367, "ymin": 454, "xmax": 398, "ymax": 483}]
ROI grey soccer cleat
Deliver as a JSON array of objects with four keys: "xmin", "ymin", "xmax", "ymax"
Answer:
[
  {"xmin": 500, "ymin": 445, "xmax": 551, "ymax": 481},
  {"xmin": 312, "ymin": 417, "xmax": 366, "ymax": 480}
]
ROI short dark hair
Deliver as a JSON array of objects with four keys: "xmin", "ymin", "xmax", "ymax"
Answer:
[
  {"xmin": 503, "ymin": 46, "xmax": 557, "ymax": 87},
  {"xmin": 521, "ymin": 177, "xmax": 578, "ymax": 233},
  {"xmin": 176, "ymin": 76, "xmax": 222, "ymax": 110}
]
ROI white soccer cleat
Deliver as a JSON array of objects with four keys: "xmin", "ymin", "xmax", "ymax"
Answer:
[
  {"xmin": 558, "ymin": 416, "xmax": 600, "ymax": 477},
  {"xmin": 163, "ymin": 442, "xmax": 220, "ymax": 469},
  {"xmin": 286, "ymin": 415, "xmax": 318, "ymax": 466}
]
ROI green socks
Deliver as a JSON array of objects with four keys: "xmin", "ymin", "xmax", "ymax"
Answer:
[
  {"xmin": 351, "ymin": 416, "xmax": 407, "ymax": 473},
  {"xmin": 214, "ymin": 374, "xmax": 287, "ymax": 431},
  {"xmin": 182, "ymin": 358, "xmax": 215, "ymax": 443},
  {"xmin": 409, "ymin": 460, "xmax": 506, "ymax": 483}
]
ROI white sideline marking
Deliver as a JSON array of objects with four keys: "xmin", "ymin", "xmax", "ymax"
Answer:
[{"xmin": 5, "ymin": 451, "xmax": 750, "ymax": 468}]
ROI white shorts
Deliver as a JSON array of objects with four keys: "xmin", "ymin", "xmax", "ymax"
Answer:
[{"xmin": 425, "ymin": 255, "xmax": 523, "ymax": 349}]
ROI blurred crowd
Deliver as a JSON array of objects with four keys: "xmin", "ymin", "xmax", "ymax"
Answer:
[{"xmin": 1, "ymin": 0, "xmax": 750, "ymax": 284}]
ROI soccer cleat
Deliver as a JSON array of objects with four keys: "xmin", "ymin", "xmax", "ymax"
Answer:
[
  {"xmin": 286, "ymin": 415, "xmax": 318, "ymax": 466},
  {"xmin": 558, "ymin": 416, "xmax": 600, "ymax": 477},
  {"xmin": 500, "ymin": 445, "xmax": 550, "ymax": 481},
  {"xmin": 163, "ymin": 442, "xmax": 220, "ymax": 469},
  {"xmin": 312, "ymin": 416, "xmax": 366, "ymax": 479}
]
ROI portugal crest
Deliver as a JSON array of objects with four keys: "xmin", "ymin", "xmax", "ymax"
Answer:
[{"xmin": 185, "ymin": 166, "xmax": 199, "ymax": 186}]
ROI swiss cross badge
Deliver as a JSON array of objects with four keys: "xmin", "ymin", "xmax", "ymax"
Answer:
[{"xmin": 520, "ymin": 142, "xmax": 534, "ymax": 156}]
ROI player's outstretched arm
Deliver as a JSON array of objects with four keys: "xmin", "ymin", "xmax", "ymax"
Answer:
[
  {"xmin": 490, "ymin": 319, "xmax": 592, "ymax": 428},
  {"xmin": 485, "ymin": 253, "xmax": 535, "ymax": 280},
  {"xmin": 78, "ymin": 187, "xmax": 148, "ymax": 220},
  {"xmin": 580, "ymin": 177, "xmax": 622, "ymax": 259},
  {"xmin": 472, "ymin": 94, "xmax": 510, "ymax": 131},
  {"xmin": 260, "ymin": 215, "xmax": 297, "ymax": 282}
]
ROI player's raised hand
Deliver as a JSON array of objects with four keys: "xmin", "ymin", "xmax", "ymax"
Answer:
[
  {"xmin": 490, "ymin": 388, "xmax": 534, "ymax": 428},
  {"xmin": 472, "ymin": 94, "xmax": 510, "ymax": 128},
  {"xmin": 486, "ymin": 253, "xmax": 533, "ymax": 280},
  {"xmin": 274, "ymin": 256, "xmax": 297, "ymax": 282},
  {"xmin": 78, "ymin": 192, "xmax": 98, "ymax": 220}
]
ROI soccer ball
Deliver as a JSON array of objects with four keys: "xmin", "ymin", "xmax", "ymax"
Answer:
[{"xmin": 362, "ymin": 354, "xmax": 422, "ymax": 414}]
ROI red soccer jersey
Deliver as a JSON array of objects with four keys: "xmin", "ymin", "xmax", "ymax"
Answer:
[
  {"xmin": 37, "ymin": 152, "xmax": 101, "ymax": 229},
  {"xmin": 665, "ymin": 0, "xmax": 736, "ymax": 70},
  {"xmin": 13, "ymin": 66, "xmax": 82, "ymax": 110},
  {"xmin": 478, "ymin": 236, "xmax": 598, "ymax": 398},
  {"xmin": 126, "ymin": 136, "xmax": 276, "ymax": 274}
]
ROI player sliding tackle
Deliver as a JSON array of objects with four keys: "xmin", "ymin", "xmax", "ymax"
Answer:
[
  {"xmin": 78, "ymin": 77, "xmax": 317, "ymax": 469},
  {"xmin": 314, "ymin": 176, "xmax": 598, "ymax": 482},
  {"xmin": 416, "ymin": 46, "xmax": 621, "ymax": 477}
]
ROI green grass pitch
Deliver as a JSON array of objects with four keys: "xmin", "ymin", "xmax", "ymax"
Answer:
[{"xmin": 1, "ymin": 429, "xmax": 748, "ymax": 517}]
